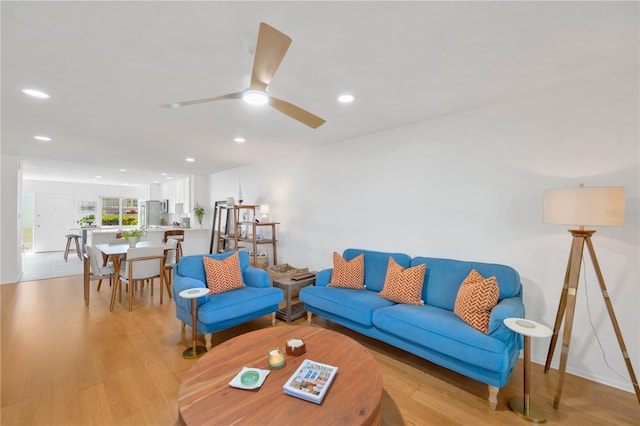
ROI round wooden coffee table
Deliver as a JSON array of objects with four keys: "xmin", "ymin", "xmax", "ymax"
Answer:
[{"xmin": 178, "ymin": 326, "xmax": 383, "ymax": 425}]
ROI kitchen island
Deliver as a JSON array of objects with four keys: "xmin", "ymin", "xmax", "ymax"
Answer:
[{"xmin": 76, "ymin": 226, "xmax": 211, "ymax": 256}]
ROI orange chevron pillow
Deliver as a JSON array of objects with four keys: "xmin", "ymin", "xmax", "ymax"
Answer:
[
  {"xmin": 379, "ymin": 257, "xmax": 426, "ymax": 305},
  {"xmin": 454, "ymin": 269, "xmax": 500, "ymax": 334},
  {"xmin": 203, "ymin": 252, "xmax": 246, "ymax": 294},
  {"xmin": 328, "ymin": 252, "xmax": 365, "ymax": 290}
]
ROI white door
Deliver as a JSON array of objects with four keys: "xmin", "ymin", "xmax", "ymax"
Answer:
[{"xmin": 34, "ymin": 193, "xmax": 75, "ymax": 252}]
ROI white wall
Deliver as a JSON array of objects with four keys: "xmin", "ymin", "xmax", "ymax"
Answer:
[
  {"xmin": 1, "ymin": 156, "xmax": 22, "ymax": 284},
  {"xmin": 22, "ymin": 179, "xmax": 146, "ymax": 225},
  {"xmin": 207, "ymin": 70, "xmax": 639, "ymax": 393}
]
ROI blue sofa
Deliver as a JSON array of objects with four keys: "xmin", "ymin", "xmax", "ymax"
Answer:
[
  {"xmin": 173, "ymin": 251, "xmax": 284, "ymax": 347},
  {"xmin": 299, "ymin": 248, "xmax": 524, "ymax": 409}
]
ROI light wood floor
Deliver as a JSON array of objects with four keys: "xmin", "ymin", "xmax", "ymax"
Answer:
[{"xmin": 1, "ymin": 275, "xmax": 638, "ymax": 425}]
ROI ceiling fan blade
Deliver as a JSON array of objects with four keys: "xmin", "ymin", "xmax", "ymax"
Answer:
[
  {"xmin": 159, "ymin": 92, "xmax": 243, "ymax": 108},
  {"xmin": 250, "ymin": 23, "xmax": 292, "ymax": 91},
  {"xmin": 269, "ymin": 96, "xmax": 326, "ymax": 129}
]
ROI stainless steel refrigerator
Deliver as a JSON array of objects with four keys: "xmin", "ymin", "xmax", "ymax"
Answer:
[{"xmin": 141, "ymin": 200, "xmax": 164, "ymax": 227}]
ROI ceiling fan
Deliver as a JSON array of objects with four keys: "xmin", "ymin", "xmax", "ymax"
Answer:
[{"xmin": 160, "ymin": 22, "xmax": 325, "ymax": 129}]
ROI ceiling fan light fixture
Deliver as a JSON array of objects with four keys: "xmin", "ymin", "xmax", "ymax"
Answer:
[{"xmin": 242, "ymin": 89, "xmax": 269, "ymax": 105}]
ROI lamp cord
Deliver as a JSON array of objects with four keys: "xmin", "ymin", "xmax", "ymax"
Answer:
[{"xmin": 582, "ymin": 257, "xmax": 639, "ymax": 387}]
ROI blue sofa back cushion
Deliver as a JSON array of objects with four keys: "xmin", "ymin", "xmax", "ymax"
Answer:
[
  {"xmin": 177, "ymin": 251, "xmax": 250, "ymax": 283},
  {"xmin": 411, "ymin": 257, "xmax": 521, "ymax": 311},
  {"xmin": 344, "ymin": 248, "xmax": 411, "ymax": 292}
]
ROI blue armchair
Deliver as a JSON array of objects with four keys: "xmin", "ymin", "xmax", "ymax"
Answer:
[{"xmin": 173, "ymin": 251, "xmax": 283, "ymax": 347}]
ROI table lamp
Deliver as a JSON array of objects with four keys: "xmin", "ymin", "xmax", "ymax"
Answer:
[
  {"xmin": 260, "ymin": 204, "xmax": 270, "ymax": 221},
  {"xmin": 542, "ymin": 185, "xmax": 639, "ymax": 408}
]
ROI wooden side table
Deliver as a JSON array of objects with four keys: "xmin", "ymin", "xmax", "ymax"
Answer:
[
  {"xmin": 179, "ymin": 288, "xmax": 210, "ymax": 359},
  {"xmin": 504, "ymin": 318, "xmax": 553, "ymax": 423},
  {"xmin": 272, "ymin": 274, "xmax": 316, "ymax": 323}
]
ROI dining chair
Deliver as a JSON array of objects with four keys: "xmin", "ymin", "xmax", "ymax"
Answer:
[
  {"xmin": 111, "ymin": 246, "xmax": 164, "ymax": 312},
  {"xmin": 163, "ymin": 238, "xmax": 178, "ymax": 299},
  {"xmin": 163, "ymin": 230, "xmax": 184, "ymax": 262},
  {"xmin": 83, "ymin": 244, "xmax": 115, "ymax": 307}
]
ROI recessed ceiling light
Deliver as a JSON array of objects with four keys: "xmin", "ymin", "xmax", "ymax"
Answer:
[
  {"xmin": 95, "ymin": 176, "xmax": 102, "ymax": 179},
  {"xmin": 33, "ymin": 135, "xmax": 52, "ymax": 142},
  {"xmin": 185, "ymin": 158, "xmax": 195, "ymax": 162},
  {"xmin": 119, "ymin": 169, "xmax": 128, "ymax": 172},
  {"xmin": 338, "ymin": 93, "xmax": 354, "ymax": 103},
  {"xmin": 234, "ymin": 137, "xmax": 246, "ymax": 143},
  {"xmin": 242, "ymin": 89, "xmax": 269, "ymax": 105},
  {"xmin": 161, "ymin": 173, "xmax": 167, "ymax": 176},
  {"xmin": 22, "ymin": 88, "xmax": 50, "ymax": 99},
  {"xmin": 153, "ymin": 180, "xmax": 159, "ymax": 184}
]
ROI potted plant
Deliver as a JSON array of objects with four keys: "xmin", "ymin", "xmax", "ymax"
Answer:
[
  {"xmin": 77, "ymin": 214, "xmax": 95, "ymax": 226},
  {"xmin": 193, "ymin": 204, "xmax": 206, "ymax": 225},
  {"xmin": 120, "ymin": 228, "xmax": 146, "ymax": 247}
]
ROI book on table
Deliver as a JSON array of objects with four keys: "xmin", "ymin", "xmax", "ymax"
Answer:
[{"xmin": 283, "ymin": 359, "xmax": 338, "ymax": 404}]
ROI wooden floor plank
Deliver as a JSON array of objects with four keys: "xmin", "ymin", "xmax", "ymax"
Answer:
[{"xmin": 1, "ymin": 276, "xmax": 638, "ymax": 425}]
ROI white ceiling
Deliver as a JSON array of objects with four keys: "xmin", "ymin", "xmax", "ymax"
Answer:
[{"xmin": 2, "ymin": 2, "xmax": 636, "ymax": 186}]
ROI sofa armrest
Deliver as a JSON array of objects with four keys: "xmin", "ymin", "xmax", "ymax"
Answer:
[
  {"xmin": 243, "ymin": 267, "xmax": 270, "ymax": 288},
  {"xmin": 488, "ymin": 297, "xmax": 525, "ymax": 347},
  {"xmin": 315, "ymin": 269, "xmax": 333, "ymax": 287}
]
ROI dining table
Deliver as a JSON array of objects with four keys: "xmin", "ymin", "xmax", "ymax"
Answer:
[{"xmin": 94, "ymin": 241, "xmax": 172, "ymax": 311}]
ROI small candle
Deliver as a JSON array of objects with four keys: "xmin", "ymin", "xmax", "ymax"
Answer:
[{"xmin": 268, "ymin": 348, "xmax": 285, "ymax": 369}]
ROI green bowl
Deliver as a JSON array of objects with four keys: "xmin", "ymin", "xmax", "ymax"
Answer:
[{"xmin": 240, "ymin": 370, "xmax": 260, "ymax": 386}]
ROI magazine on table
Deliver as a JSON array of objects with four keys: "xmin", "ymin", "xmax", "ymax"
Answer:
[{"xmin": 282, "ymin": 359, "xmax": 338, "ymax": 404}]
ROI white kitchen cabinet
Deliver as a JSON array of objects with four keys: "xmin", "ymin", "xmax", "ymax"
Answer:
[{"xmin": 160, "ymin": 177, "xmax": 190, "ymax": 214}]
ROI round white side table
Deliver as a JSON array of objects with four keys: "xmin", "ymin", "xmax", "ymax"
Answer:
[
  {"xmin": 179, "ymin": 288, "xmax": 210, "ymax": 359},
  {"xmin": 504, "ymin": 318, "xmax": 552, "ymax": 423}
]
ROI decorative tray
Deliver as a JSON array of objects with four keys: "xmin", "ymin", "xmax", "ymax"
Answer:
[{"xmin": 228, "ymin": 367, "xmax": 270, "ymax": 390}]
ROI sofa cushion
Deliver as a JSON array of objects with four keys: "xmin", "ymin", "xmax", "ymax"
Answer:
[
  {"xmin": 198, "ymin": 286, "xmax": 283, "ymax": 324},
  {"xmin": 372, "ymin": 304, "xmax": 511, "ymax": 372},
  {"xmin": 177, "ymin": 251, "xmax": 249, "ymax": 283},
  {"xmin": 379, "ymin": 258, "xmax": 426, "ymax": 305},
  {"xmin": 203, "ymin": 252, "xmax": 246, "ymax": 294},
  {"xmin": 411, "ymin": 257, "xmax": 521, "ymax": 311},
  {"xmin": 454, "ymin": 269, "xmax": 499, "ymax": 334},
  {"xmin": 328, "ymin": 252, "xmax": 365, "ymax": 290},
  {"xmin": 300, "ymin": 286, "xmax": 395, "ymax": 326},
  {"xmin": 343, "ymin": 249, "xmax": 412, "ymax": 292}
]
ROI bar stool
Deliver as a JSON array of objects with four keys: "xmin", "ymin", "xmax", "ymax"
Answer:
[
  {"xmin": 163, "ymin": 230, "xmax": 184, "ymax": 263},
  {"xmin": 64, "ymin": 234, "xmax": 82, "ymax": 262}
]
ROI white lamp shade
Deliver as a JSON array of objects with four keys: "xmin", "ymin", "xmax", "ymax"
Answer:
[
  {"xmin": 260, "ymin": 204, "xmax": 270, "ymax": 221},
  {"xmin": 543, "ymin": 186, "xmax": 625, "ymax": 227}
]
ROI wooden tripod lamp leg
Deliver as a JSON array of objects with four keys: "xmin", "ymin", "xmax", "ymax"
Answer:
[
  {"xmin": 584, "ymin": 238, "xmax": 640, "ymax": 404},
  {"xmin": 545, "ymin": 231, "xmax": 640, "ymax": 408}
]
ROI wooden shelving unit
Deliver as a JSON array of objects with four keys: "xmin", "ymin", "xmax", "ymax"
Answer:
[{"xmin": 215, "ymin": 204, "xmax": 279, "ymax": 267}]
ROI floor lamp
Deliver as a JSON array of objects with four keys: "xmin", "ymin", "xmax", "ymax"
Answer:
[{"xmin": 542, "ymin": 185, "xmax": 639, "ymax": 408}]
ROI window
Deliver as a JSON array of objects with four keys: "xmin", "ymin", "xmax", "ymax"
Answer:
[{"xmin": 101, "ymin": 197, "xmax": 139, "ymax": 226}]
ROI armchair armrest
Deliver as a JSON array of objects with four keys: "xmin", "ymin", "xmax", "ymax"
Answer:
[
  {"xmin": 173, "ymin": 275, "xmax": 207, "ymax": 307},
  {"xmin": 243, "ymin": 267, "xmax": 270, "ymax": 288},
  {"xmin": 488, "ymin": 297, "xmax": 525, "ymax": 347},
  {"xmin": 315, "ymin": 269, "xmax": 332, "ymax": 287}
]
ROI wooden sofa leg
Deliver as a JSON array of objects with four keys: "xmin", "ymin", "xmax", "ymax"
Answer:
[
  {"xmin": 306, "ymin": 311, "xmax": 313, "ymax": 325},
  {"xmin": 204, "ymin": 333, "xmax": 212, "ymax": 348},
  {"xmin": 487, "ymin": 385, "xmax": 498, "ymax": 410},
  {"xmin": 271, "ymin": 312, "xmax": 276, "ymax": 326}
]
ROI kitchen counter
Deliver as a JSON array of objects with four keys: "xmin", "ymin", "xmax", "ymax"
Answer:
[{"xmin": 73, "ymin": 226, "xmax": 211, "ymax": 256}]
